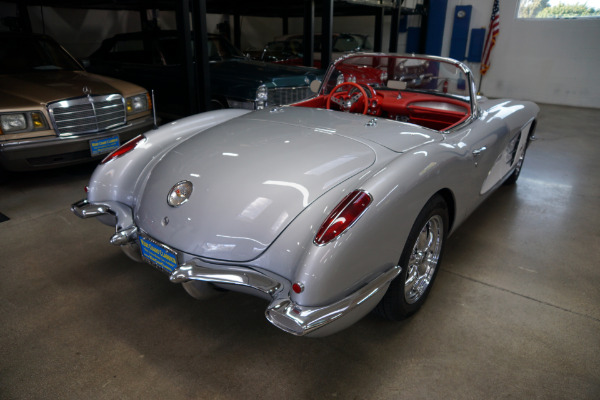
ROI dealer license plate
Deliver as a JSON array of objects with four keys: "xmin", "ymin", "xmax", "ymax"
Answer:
[
  {"xmin": 139, "ymin": 235, "xmax": 179, "ymax": 274},
  {"xmin": 90, "ymin": 135, "xmax": 120, "ymax": 156}
]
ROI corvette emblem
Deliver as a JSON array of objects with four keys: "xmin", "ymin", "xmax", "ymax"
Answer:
[{"xmin": 167, "ymin": 181, "xmax": 193, "ymax": 207}]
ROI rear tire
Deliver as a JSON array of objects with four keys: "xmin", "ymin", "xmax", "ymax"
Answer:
[{"xmin": 375, "ymin": 194, "xmax": 449, "ymax": 320}]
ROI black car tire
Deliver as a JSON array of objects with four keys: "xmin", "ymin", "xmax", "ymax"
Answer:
[{"xmin": 375, "ymin": 194, "xmax": 449, "ymax": 320}]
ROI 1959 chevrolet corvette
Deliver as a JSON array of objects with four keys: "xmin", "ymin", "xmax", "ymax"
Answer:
[{"xmin": 72, "ymin": 53, "xmax": 539, "ymax": 337}]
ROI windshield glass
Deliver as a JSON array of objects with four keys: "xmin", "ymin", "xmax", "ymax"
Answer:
[
  {"xmin": 333, "ymin": 34, "xmax": 372, "ymax": 52},
  {"xmin": 0, "ymin": 35, "xmax": 81, "ymax": 74},
  {"xmin": 322, "ymin": 54, "xmax": 471, "ymax": 102},
  {"xmin": 208, "ymin": 36, "xmax": 246, "ymax": 61}
]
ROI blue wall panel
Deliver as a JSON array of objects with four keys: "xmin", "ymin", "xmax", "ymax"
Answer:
[
  {"xmin": 425, "ymin": 0, "xmax": 448, "ymax": 56},
  {"xmin": 467, "ymin": 28, "xmax": 486, "ymax": 62},
  {"xmin": 406, "ymin": 27, "xmax": 421, "ymax": 54},
  {"xmin": 449, "ymin": 5, "xmax": 472, "ymax": 61}
]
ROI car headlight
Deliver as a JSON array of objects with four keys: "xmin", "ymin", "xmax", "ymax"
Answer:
[
  {"xmin": 255, "ymin": 85, "xmax": 269, "ymax": 110},
  {"xmin": 0, "ymin": 112, "xmax": 48, "ymax": 134},
  {"xmin": 126, "ymin": 93, "xmax": 151, "ymax": 115},
  {"xmin": 256, "ymin": 85, "xmax": 268, "ymax": 101}
]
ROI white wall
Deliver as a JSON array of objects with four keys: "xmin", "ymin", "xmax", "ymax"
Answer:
[{"xmin": 441, "ymin": 0, "xmax": 600, "ymax": 108}]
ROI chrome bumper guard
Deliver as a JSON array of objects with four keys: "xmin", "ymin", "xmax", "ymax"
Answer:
[
  {"xmin": 172, "ymin": 259, "xmax": 401, "ymax": 337},
  {"xmin": 71, "ymin": 199, "xmax": 137, "ymax": 244},
  {"xmin": 72, "ymin": 199, "xmax": 402, "ymax": 336}
]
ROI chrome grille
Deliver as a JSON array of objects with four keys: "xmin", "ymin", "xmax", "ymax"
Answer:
[
  {"xmin": 48, "ymin": 94, "xmax": 126, "ymax": 136},
  {"xmin": 267, "ymin": 87, "xmax": 313, "ymax": 106}
]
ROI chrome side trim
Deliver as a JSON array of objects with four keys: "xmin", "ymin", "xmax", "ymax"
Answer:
[{"xmin": 171, "ymin": 259, "xmax": 401, "ymax": 336}]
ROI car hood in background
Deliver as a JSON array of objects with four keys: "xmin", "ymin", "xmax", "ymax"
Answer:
[
  {"xmin": 210, "ymin": 59, "xmax": 320, "ymax": 98},
  {"xmin": 0, "ymin": 70, "xmax": 142, "ymax": 110},
  {"xmin": 135, "ymin": 110, "xmax": 376, "ymax": 262}
]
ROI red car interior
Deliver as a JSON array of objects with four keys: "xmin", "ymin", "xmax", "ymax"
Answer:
[{"xmin": 295, "ymin": 86, "xmax": 470, "ymax": 131}]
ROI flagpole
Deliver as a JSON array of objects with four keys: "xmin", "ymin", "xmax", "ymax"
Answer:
[{"xmin": 479, "ymin": 0, "xmax": 500, "ymax": 96}]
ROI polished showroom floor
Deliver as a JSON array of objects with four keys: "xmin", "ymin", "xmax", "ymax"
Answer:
[{"xmin": 1, "ymin": 104, "xmax": 598, "ymax": 399}]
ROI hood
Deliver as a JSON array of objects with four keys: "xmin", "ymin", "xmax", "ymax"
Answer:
[
  {"xmin": 0, "ymin": 71, "xmax": 143, "ymax": 109},
  {"xmin": 210, "ymin": 60, "xmax": 319, "ymax": 100},
  {"xmin": 135, "ymin": 110, "xmax": 376, "ymax": 262},
  {"xmin": 212, "ymin": 59, "xmax": 319, "ymax": 83}
]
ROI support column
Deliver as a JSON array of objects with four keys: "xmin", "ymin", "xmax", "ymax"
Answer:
[
  {"xmin": 176, "ymin": 0, "xmax": 197, "ymax": 115},
  {"xmin": 374, "ymin": 7, "xmax": 384, "ymax": 52},
  {"xmin": 389, "ymin": 0, "xmax": 401, "ymax": 53},
  {"xmin": 303, "ymin": 0, "xmax": 314, "ymax": 67},
  {"xmin": 191, "ymin": 0, "xmax": 211, "ymax": 112},
  {"xmin": 321, "ymin": 0, "xmax": 333, "ymax": 68}
]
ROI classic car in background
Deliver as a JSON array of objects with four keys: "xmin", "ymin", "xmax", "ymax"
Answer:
[
  {"xmin": 72, "ymin": 53, "xmax": 538, "ymax": 337},
  {"xmin": 253, "ymin": 33, "xmax": 373, "ymax": 68},
  {"xmin": 86, "ymin": 30, "xmax": 321, "ymax": 119},
  {"xmin": 0, "ymin": 32, "xmax": 155, "ymax": 172}
]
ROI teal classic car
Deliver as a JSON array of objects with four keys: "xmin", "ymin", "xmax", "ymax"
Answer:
[{"xmin": 87, "ymin": 31, "xmax": 322, "ymax": 119}]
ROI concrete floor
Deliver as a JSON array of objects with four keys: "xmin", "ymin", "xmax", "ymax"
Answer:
[{"xmin": 1, "ymin": 103, "xmax": 598, "ymax": 399}]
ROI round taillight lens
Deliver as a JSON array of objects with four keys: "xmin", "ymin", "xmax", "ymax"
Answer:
[
  {"xmin": 314, "ymin": 190, "xmax": 372, "ymax": 246},
  {"xmin": 101, "ymin": 135, "xmax": 145, "ymax": 164}
]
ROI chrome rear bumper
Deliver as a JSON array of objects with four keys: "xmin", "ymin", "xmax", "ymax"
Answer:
[
  {"xmin": 71, "ymin": 199, "xmax": 401, "ymax": 337},
  {"xmin": 172, "ymin": 259, "xmax": 401, "ymax": 336}
]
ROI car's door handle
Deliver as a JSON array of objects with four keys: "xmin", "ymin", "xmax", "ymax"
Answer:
[{"xmin": 472, "ymin": 146, "xmax": 487, "ymax": 158}]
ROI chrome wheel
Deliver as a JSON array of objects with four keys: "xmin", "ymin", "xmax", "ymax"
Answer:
[
  {"xmin": 375, "ymin": 194, "xmax": 448, "ymax": 320},
  {"xmin": 404, "ymin": 215, "xmax": 444, "ymax": 304}
]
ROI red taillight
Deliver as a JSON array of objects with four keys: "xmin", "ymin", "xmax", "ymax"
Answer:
[
  {"xmin": 101, "ymin": 135, "xmax": 145, "ymax": 164},
  {"xmin": 314, "ymin": 190, "xmax": 372, "ymax": 246}
]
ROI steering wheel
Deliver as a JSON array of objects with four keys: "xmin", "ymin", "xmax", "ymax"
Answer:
[{"xmin": 326, "ymin": 82, "xmax": 372, "ymax": 114}]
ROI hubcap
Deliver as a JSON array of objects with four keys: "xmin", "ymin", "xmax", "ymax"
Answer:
[{"xmin": 404, "ymin": 215, "xmax": 444, "ymax": 304}]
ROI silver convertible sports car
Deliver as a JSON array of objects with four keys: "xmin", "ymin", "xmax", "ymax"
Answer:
[{"xmin": 72, "ymin": 53, "xmax": 538, "ymax": 337}]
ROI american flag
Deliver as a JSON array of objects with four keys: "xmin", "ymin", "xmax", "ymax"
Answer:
[{"xmin": 480, "ymin": 0, "xmax": 500, "ymax": 75}]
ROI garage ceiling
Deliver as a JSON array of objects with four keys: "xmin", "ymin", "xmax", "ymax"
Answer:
[{"xmin": 9, "ymin": 0, "xmax": 402, "ymax": 17}]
